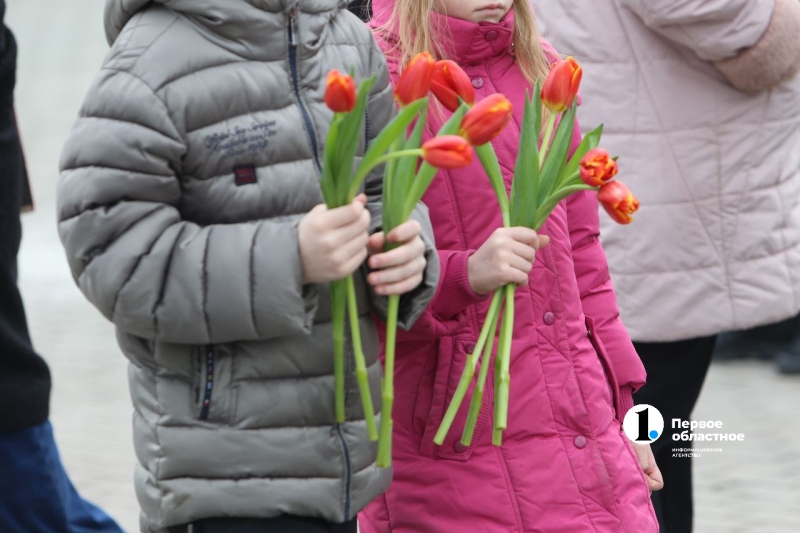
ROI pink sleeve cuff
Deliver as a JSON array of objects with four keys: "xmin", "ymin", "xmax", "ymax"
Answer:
[
  {"xmin": 431, "ymin": 250, "xmax": 489, "ymax": 319},
  {"xmin": 617, "ymin": 385, "xmax": 635, "ymax": 422}
]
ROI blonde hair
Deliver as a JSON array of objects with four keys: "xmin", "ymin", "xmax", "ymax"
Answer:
[{"xmin": 375, "ymin": 0, "xmax": 552, "ymax": 91}]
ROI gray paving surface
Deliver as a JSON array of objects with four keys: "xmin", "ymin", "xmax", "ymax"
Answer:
[{"xmin": 6, "ymin": 1, "xmax": 800, "ymax": 531}]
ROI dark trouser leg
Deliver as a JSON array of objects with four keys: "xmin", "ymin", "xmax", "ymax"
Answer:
[
  {"xmin": 0, "ymin": 421, "xmax": 125, "ymax": 533},
  {"xmin": 180, "ymin": 516, "xmax": 358, "ymax": 533},
  {"xmin": 633, "ymin": 336, "xmax": 717, "ymax": 533},
  {"xmin": 775, "ymin": 313, "xmax": 800, "ymax": 374}
]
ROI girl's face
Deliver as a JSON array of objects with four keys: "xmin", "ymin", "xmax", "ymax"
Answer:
[{"xmin": 435, "ymin": 0, "xmax": 513, "ymax": 23}]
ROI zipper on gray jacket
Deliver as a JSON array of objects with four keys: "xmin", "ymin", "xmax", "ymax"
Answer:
[
  {"xmin": 288, "ymin": 7, "xmax": 322, "ymax": 174},
  {"xmin": 289, "ymin": 7, "xmax": 352, "ymax": 517},
  {"xmin": 338, "ymin": 335, "xmax": 355, "ymax": 519},
  {"xmin": 335, "ymin": 425, "xmax": 353, "ymax": 519},
  {"xmin": 199, "ymin": 345, "xmax": 215, "ymax": 420}
]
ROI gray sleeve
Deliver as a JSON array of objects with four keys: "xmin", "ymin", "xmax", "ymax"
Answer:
[
  {"xmin": 361, "ymin": 42, "xmax": 439, "ymax": 331},
  {"xmin": 622, "ymin": 0, "xmax": 774, "ymax": 61},
  {"xmin": 58, "ymin": 69, "xmax": 318, "ymax": 344}
]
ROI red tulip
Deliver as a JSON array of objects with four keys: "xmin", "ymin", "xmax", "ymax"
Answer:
[
  {"xmin": 422, "ymin": 135, "xmax": 473, "ymax": 169},
  {"xmin": 580, "ymin": 148, "xmax": 618, "ymax": 187},
  {"xmin": 597, "ymin": 180, "xmax": 640, "ymax": 225},
  {"xmin": 459, "ymin": 94, "xmax": 513, "ymax": 146},
  {"xmin": 325, "ymin": 70, "xmax": 356, "ymax": 113},
  {"xmin": 431, "ymin": 60, "xmax": 476, "ymax": 112},
  {"xmin": 395, "ymin": 52, "xmax": 436, "ymax": 107},
  {"xmin": 541, "ymin": 57, "xmax": 582, "ymax": 113}
]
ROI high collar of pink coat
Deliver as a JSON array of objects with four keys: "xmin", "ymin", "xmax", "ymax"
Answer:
[{"xmin": 370, "ymin": 1, "xmax": 516, "ymax": 64}]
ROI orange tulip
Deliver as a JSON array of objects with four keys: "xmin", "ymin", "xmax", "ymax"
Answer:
[
  {"xmin": 431, "ymin": 60, "xmax": 476, "ymax": 112},
  {"xmin": 597, "ymin": 180, "xmax": 640, "ymax": 225},
  {"xmin": 395, "ymin": 52, "xmax": 436, "ymax": 107},
  {"xmin": 580, "ymin": 148, "xmax": 618, "ymax": 187},
  {"xmin": 541, "ymin": 57, "xmax": 582, "ymax": 113},
  {"xmin": 422, "ymin": 135, "xmax": 473, "ymax": 169},
  {"xmin": 459, "ymin": 94, "xmax": 513, "ymax": 146},
  {"xmin": 325, "ymin": 69, "xmax": 356, "ymax": 113}
]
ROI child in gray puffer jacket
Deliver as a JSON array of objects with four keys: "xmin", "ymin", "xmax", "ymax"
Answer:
[{"xmin": 57, "ymin": 1, "xmax": 439, "ymax": 532}]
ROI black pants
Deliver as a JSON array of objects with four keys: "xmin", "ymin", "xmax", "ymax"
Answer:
[
  {"xmin": 170, "ymin": 516, "xmax": 358, "ymax": 533},
  {"xmin": 633, "ymin": 336, "xmax": 717, "ymax": 533}
]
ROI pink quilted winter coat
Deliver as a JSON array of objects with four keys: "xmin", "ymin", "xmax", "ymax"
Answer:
[{"xmin": 361, "ymin": 3, "xmax": 659, "ymax": 532}]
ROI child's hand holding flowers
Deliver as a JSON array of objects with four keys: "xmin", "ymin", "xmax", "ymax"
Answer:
[
  {"xmin": 467, "ymin": 227, "xmax": 549, "ymax": 296},
  {"xmin": 367, "ymin": 219, "xmax": 427, "ymax": 296},
  {"xmin": 298, "ymin": 195, "xmax": 371, "ymax": 284}
]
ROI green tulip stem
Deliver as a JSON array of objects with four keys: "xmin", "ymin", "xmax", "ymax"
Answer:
[
  {"xmin": 493, "ymin": 282, "xmax": 516, "ymax": 445},
  {"xmin": 461, "ymin": 291, "xmax": 504, "ymax": 447},
  {"xmin": 377, "ymin": 294, "xmax": 400, "ymax": 467},
  {"xmin": 533, "ymin": 183, "xmax": 596, "ymax": 229},
  {"xmin": 538, "ymin": 114, "xmax": 558, "ymax": 170},
  {"xmin": 550, "ymin": 170, "xmax": 581, "ymax": 199},
  {"xmin": 330, "ymin": 279, "xmax": 347, "ymax": 423},
  {"xmin": 345, "ymin": 274, "xmax": 377, "ymax": 441},
  {"xmin": 475, "ymin": 144, "xmax": 511, "ymax": 227},
  {"xmin": 402, "ymin": 162, "xmax": 437, "ymax": 221},
  {"xmin": 434, "ymin": 290, "xmax": 504, "ymax": 445}
]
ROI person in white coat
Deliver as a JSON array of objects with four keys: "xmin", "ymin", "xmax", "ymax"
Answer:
[{"xmin": 535, "ymin": 0, "xmax": 800, "ymax": 531}]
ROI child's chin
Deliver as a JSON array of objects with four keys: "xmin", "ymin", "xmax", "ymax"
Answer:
[{"xmin": 473, "ymin": 9, "xmax": 509, "ymax": 23}]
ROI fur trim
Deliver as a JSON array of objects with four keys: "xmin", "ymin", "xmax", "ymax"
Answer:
[{"xmin": 714, "ymin": 0, "xmax": 800, "ymax": 92}]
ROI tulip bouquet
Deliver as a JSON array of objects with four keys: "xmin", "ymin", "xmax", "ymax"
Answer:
[
  {"xmin": 321, "ymin": 69, "xmax": 429, "ymax": 439},
  {"xmin": 376, "ymin": 53, "xmax": 473, "ymax": 467},
  {"xmin": 321, "ymin": 62, "xmax": 473, "ymax": 458},
  {"xmin": 432, "ymin": 57, "xmax": 640, "ymax": 447}
]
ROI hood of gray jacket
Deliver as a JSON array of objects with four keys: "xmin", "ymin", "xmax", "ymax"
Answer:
[{"xmin": 104, "ymin": 0, "xmax": 348, "ymax": 44}]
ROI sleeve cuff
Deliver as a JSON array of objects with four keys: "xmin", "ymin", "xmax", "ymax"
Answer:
[
  {"xmin": 714, "ymin": 0, "xmax": 800, "ymax": 92},
  {"xmin": 430, "ymin": 250, "xmax": 490, "ymax": 319},
  {"xmin": 618, "ymin": 385, "xmax": 636, "ymax": 421},
  {"xmin": 252, "ymin": 218, "xmax": 319, "ymax": 338}
]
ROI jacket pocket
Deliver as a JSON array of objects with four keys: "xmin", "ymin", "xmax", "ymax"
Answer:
[
  {"xmin": 201, "ymin": 345, "xmax": 216, "ymax": 420},
  {"xmin": 417, "ymin": 336, "xmax": 488, "ymax": 460},
  {"xmin": 193, "ymin": 345, "xmax": 216, "ymax": 420},
  {"xmin": 585, "ymin": 316, "xmax": 621, "ymax": 421},
  {"xmin": 192, "ymin": 345, "xmax": 236, "ymax": 424}
]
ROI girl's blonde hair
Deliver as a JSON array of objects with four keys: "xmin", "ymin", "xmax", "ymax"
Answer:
[{"xmin": 375, "ymin": 0, "xmax": 552, "ymax": 90}]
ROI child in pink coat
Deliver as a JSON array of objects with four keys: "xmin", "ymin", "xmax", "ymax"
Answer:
[{"xmin": 361, "ymin": 1, "xmax": 662, "ymax": 531}]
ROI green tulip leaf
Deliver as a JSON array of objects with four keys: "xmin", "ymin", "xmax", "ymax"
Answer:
[
  {"xmin": 402, "ymin": 103, "xmax": 469, "ymax": 220},
  {"xmin": 532, "ymin": 79, "xmax": 543, "ymax": 153},
  {"xmin": 537, "ymin": 101, "xmax": 577, "ymax": 203},
  {"xmin": 510, "ymin": 91, "xmax": 542, "ymax": 229},
  {"xmin": 351, "ymin": 97, "xmax": 429, "ymax": 198},
  {"xmin": 320, "ymin": 114, "xmax": 344, "ymax": 206},
  {"xmin": 335, "ymin": 75, "xmax": 377, "ymax": 205},
  {"xmin": 385, "ymin": 113, "xmax": 427, "ymax": 232}
]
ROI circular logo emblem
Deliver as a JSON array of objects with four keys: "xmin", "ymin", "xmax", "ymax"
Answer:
[{"xmin": 622, "ymin": 404, "xmax": 664, "ymax": 443}]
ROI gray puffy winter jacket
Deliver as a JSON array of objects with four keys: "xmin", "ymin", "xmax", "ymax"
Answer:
[{"xmin": 57, "ymin": 0, "xmax": 439, "ymax": 530}]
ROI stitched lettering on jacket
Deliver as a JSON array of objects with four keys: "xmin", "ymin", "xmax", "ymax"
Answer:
[{"xmin": 204, "ymin": 120, "xmax": 278, "ymax": 161}]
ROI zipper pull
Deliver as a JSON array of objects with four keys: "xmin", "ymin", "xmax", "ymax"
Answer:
[{"xmin": 289, "ymin": 6, "xmax": 299, "ymax": 47}]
